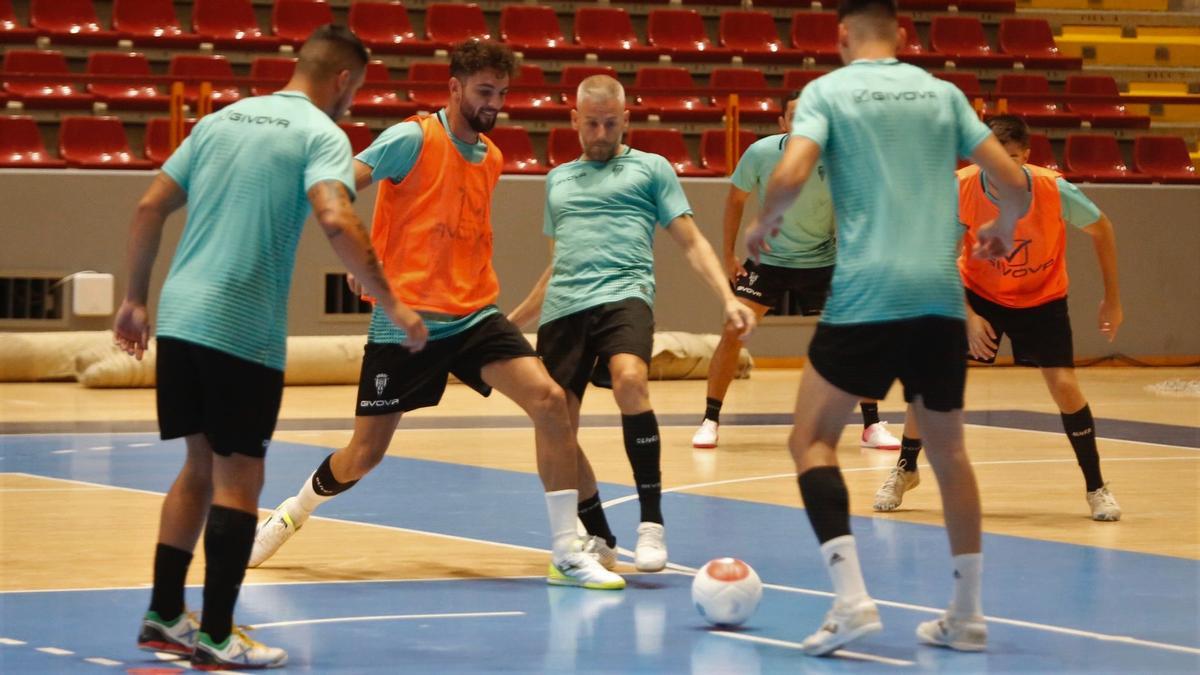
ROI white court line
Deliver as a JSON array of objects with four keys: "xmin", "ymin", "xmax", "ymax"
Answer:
[
  {"xmin": 0, "ymin": 487, "xmax": 111, "ymax": 492},
  {"xmin": 251, "ymin": 610, "xmax": 525, "ymax": 630},
  {"xmin": 0, "ymin": 637, "xmax": 27, "ymax": 645},
  {"xmin": 0, "ymin": 574, "xmax": 548, "ymax": 595},
  {"xmin": 49, "ymin": 449, "xmax": 75, "ymax": 455},
  {"xmin": 84, "ymin": 657, "xmax": 122, "ymax": 666},
  {"xmin": 712, "ymin": 631, "xmax": 916, "ymax": 667},
  {"xmin": 36, "ymin": 646, "xmax": 73, "ymax": 655}
]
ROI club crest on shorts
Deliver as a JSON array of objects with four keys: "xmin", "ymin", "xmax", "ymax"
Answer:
[
  {"xmin": 374, "ymin": 373, "xmax": 389, "ymax": 396},
  {"xmin": 748, "ymin": 272, "xmax": 759, "ymax": 287}
]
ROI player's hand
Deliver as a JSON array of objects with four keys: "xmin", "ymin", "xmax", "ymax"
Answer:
[
  {"xmin": 345, "ymin": 273, "xmax": 364, "ymax": 296},
  {"xmin": 383, "ymin": 301, "xmax": 427, "ymax": 352},
  {"xmin": 113, "ymin": 300, "xmax": 151, "ymax": 360},
  {"xmin": 1098, "ymin": 298, "xmax": 1122, "ymax": 342},
  {"xmin": 966, "ymin": 313, "xmax": 998, "ymax": 360},
  {"xmin": 744, "ymin": 217, "xmax": 779, "ymax": 264},
  {"xmin": 724, "ymin": 254, "xmax": 746, "ymax": 284},
  {"xmin": 972, "ymin": 219, "xmax": 1015, "ymax": 260},
  {"xmin": 723, "ymin": 299, "xmax": 756, "ymax": 340}
]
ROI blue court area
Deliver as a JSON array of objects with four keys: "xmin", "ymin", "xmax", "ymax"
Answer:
[{"xmin": 1, "ymin": 434, "xmax": 1198, "ymax": 673}]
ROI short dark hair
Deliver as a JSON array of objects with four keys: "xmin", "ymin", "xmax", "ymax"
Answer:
[
  {"xmin": 781, "ymin": 89, "xmax": 803, "ymax": 110},
  {"xmin": 296, "ymin": 24, "xmax": 369, "ymax": 77},
  {"xmin": 987, "ymin": 114, "xmax": 1030, "ymax": 149},
  {"xmin": 837, "ymin": 0, "xmax": 898, "ymax": 20},
  {"xmin": 449, "ymin": 40, "xmax": 517, "ymax": 81}
]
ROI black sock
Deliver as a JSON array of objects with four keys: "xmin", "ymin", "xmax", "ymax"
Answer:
[
  {"xmin": 797, "ymin": 467, "xmax": 852, "ymax": 544},
  {"xmin": 578, "ymin": 492, "xmax": 616, "ymax": 548},
  {"xmin": 199, "ymin": 505, "xmax": 257, "ymax": 644},
  {"xmin": 312, "ymin": 453, "xmax": 358, "ymax": 497},
  {"xmin": 899, "ymin": 436, "xmax": 923, "ymax": 472},
  {"xmin": 1061, "ymin": 404, "xmax": 1104, "ymax": 492},
  {"xmin": 622, "ymin": 411, "xmax": 663, "ymax": 524},
  {"xmin": 860, "ymin": 402, "xmax": 880, "ymax": 428},
  {"xmin": 704, "ymin": 397, "xmax": 723, "ymax": 424},
  {"xmin": 149, "ymin": 543, "xmax": 193, "ymax": 620}
]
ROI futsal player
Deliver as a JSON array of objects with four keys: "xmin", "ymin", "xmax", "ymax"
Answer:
[
  {"xmin": 743, "ymin": 0, "xmax": 1030, "ymax": 654},
  {"xmin": 873, "ymin": 115, "xmax": 1123, "ymax": 521},
  {"xmin": 690, "ymin": 91, "xmax": 901, "ymax": 452},
  {"xmin": 115, "ymin": 26, "xmax": 423, "ymax": 669},
  {"xmin": 249, "ymin": 41, "xmax": 624, "ymax": 591},
  {"xmin": 507, "ymin": 75, "xmax": 757, "ymax": 573}
]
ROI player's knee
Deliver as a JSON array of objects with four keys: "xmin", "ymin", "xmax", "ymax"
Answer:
[
  {"xmin": 612, "ymin": 368, "xmax": 648, "ymax": 400},
  {"xmin": 529, "ymin": 381, "xmax": 569, "ymax": 423}
]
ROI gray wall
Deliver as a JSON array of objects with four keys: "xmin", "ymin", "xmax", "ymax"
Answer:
[{"xmin": 1, "ymin": 169, "xmax": 1198, "ymax": 358}]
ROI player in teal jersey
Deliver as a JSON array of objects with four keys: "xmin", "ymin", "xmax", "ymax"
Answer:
[
  {"xmin": 691, "ymin": 91, "xmax": 901, "ymax": 452},
  {"xmin": 509, "ymin": 75, "xmax": 757, "ymax": 573},
  {"xmin": 113, "ymin": 26, "xmax": 424, "ymax": 670},
  {"xmin": 743, "ymin": 0, "xmax": 1030, "ymax": 656}
]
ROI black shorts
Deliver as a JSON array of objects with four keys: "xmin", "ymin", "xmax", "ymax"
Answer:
[
  {"xmin": 537, "ymin": 298, "xmax": 654, "ymax": 400},
  {"xmin": 356, "ymin": 312, "xmax": 536, "ymax": 415},
  {"xmin": 156, "ymin": 337, "xmax": 284, "ymax": 458},
  {"xmin": 807, "ymin": 317, "xmax": 968, "ymax": 413},
  {"xmin": 733, "ymin": 260, "xmax": 833, "ymax": 315},
  {"xmin": 966, "ymin": 289, "xmax": 1074, "ymax": 368}
]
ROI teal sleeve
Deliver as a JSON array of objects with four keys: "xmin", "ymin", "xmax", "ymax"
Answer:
[
  {"xmin": 790, "ymin": 84, "xmax": 829, "ymax": 149},
  {"xmin": 729, "ymin": 144, "xmax": 758, "ymax": 193},
  {"xmin": 952, "ymin": 87, "xmax": 991, "ymax": 158},
  {"xmin": 542, "ymin": 192, "xmax": 556, "ymax": 239},
  {"xmin": 653, "ymin": 156, "xmax": 693, "ymax": 227},
  {"xmin": 1056, "ymin": 178, "xmax": 1103, "ymax": 229},
  {"xmin": 355, "ymin": 121, "xmax": 422, "ymax": 183},
  {"xmin": 160, "ymin": 134, "xmax": 194, "ymax": 192},
  {"xmin": 304, "ymin": 126, "xmax": 356, "ymax": 199}
]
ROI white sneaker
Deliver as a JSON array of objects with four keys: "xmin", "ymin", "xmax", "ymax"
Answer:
[
  {"xmin": 634, "ymin": 522, "xmax": 668, "ymax": 572},
  {"xmin": 861, "ymin": 422, "xmax": 901, "ymax": 450},
  {"xmin": 249, "ymin": 497, "xmax": 305, "ymax": 568},
  {"xmin": 192, "ymin": 627, "xmax": 288, "ymax": 670},
  {"xmin": 692, "ymin": 419, "xmax": 719, "ymax": 449},
  {"xmin": 1087, "ymin": 484, "xmax": 1122, "ymax": 521},
  {"xmin": 581, "ymin": 535, "xmax": 618, "ymax": 570},
  {"xmin": 801, "ymin": 598, "xmax": 883, "ymax": 656},
  {"xmin": 137, "ymin": 610, "xmax": 199, "ymax": 656},
  {"xmin": 917, "ymin": 613, "xmax": 987, "ymax": 652},
  {"xmin": 548, "ymin": 539, "xmax": 626, "ymax": 590},
  {"xmin": 873, "ymin": 463, "xmax": 920, "ymax": 511}
]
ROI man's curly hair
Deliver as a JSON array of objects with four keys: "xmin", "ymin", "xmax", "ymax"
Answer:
[{"xmin": 449, "ymin": 40, "xmax": 517, "ymax": 81}]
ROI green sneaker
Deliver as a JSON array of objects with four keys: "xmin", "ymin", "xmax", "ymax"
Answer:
[
  {"xmin": 191, "ymin": 627, "xmax": 288, "ymax": 670},
  {"xmin": 137, "ymin": 610, "xmax": 199, "ymax": 656}
]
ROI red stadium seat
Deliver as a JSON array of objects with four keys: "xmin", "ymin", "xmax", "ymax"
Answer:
[
  {"xmin": 790, "ymin": 12, "xmax": 840, "ymax": 64},
  {"xmin": 547, "ymin": 127, "xmax": 581, "ymax": 167},
  {"xmin": 627, "ymin": 128, "xmax": 716, "ymax": 177},
  {"xmin": 86, "ymin": 52, "xmax": 168, "ymax": 111},
  {"xmin": 500, "ymin": 5, "xmax": 586, "ymax": 60},
  {"xmin": 1027, "ymin": 133, "xmax": 1062, "ymax": 173},
  {"xmin": 249, "ymin": 57, "xmax": 296, "ymax": 97},
  {"xmin": 1, "ymin": 0, "xmax": 37, "ymax": 44},
  {"xmin": 700, "ymin": 129, "xmax": 757, "ymax": 175},
  {"xmin": 192, "ymin": 0, "xmax": 281, "ymax": 50},
  {"xmin": 574, "ymin": 7, "xmax": 659, "ymax": 61},
  {"xmin": 935, "ymin": 72, "xmax": 985, "ymax": 98},
  {"xmin": 144, "ymin": 116, "xmax": 197, "ymax": 166},
  {"xmin": 272, "ymin": 0, "xmax": 332, "ymax": 47},
  {"xmin": 898, "ymin": 0, "xmax": 950, "ymax": 9},
  {"xmin": 112, "ymin": 0, "xmax": 202, "ymax": 48},
  {"xmin": 487, "ymin": 126, "xmax": 547, "ymax": 175},
  {"xmin": 30, "ymin": 0, "xmax": 120, "ymax": 45},
  {"xmin": 1064, "ymin": 134, "xmax": 1151, "ymax": 183},
  {"xmin": 1133, "ymin": 136, "xmax": 1200, "ymax": 184},
  {"xmin": 2, "ymin": 49, "xmax": 96, "ymax": 109},
  {"xmin": 339, "ymin": 121, "xmax": 374, "ymax": 156},
  {"xmin": 59, "ymin": 116, "xmax": 155, "ymax": 169},
  {"xmin": 560, "ymin": 65, "xmax": 619, "ymax": 109},
  {"xmin": 958, "ymin": 0, "xmax": 1017, "ymax": 10},
  {"xmin": 999, "ymin": 19, "xmax": 1081, "ymax": 70},
  {"xmin": 719, "ymin": 11, "xmax": 800, "ymax": 64},
  {"xmin": 425, "ymin": 4, "xmax": 490, "ymax": 44},
  {"xmin": 506, "ymin": 65, "xmax": 569, "ymax": 121},
  {"xmin": 634, "ymin": 67, "xmax": 720, "ymax": 122},
  {"xmin": 783, "ymin": 70, "xmax": 825, "ymax": 93},
  {"xmin": 408, "ymin": 62, "xmax": 450, "ymax": 111},
  {"xmin": 897, "ymin": 16, "xmax": 945, "ymax": 68},
  {"xmin": 710, "ymin": 68, "xmax": 781, "ymax": 123},
  {"xmin": 168, "ymin": 54, "xmax": 241, "ymax": 108},
  {"xmin": 349, "ymin": 1, "xmax": 437, "ymax": 55},
  {"xmin": 647, "ymin": 10, "xmax": 734, "ymax": 63},
  {"xmin": 930, "ymin": 17, "xmax": 1015, "ymax": 68},
  {"xmin": 1064, "ymin": 75, "xmax": 1150, "ymax": 129},
  {"xmin": 0, "ymin": 115, "xmax": 66, "ymax": 168},
  {"xmin": 353, "ymin": 60, "xmax": 416, "ymax": 117},
  {"xmin": 995, "ymin": 74, "xmax": 1082, "ymax": 128}
]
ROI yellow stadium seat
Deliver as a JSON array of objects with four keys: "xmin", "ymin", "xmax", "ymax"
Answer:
[
  {"xmin": 1057, "ymin": 26, "xmax": 1200, "ymax": 66},
  {"xmin": 1123, "ymin": 82, "xmax": 1200, "ymax": 122},
  {"xmin": 1018, "ymin": 0, "xmax": 1166, "ymax": 8}
]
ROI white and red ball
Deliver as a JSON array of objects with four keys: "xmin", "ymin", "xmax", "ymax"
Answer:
[{"xmin": 692, "ymin": 558, "xmax": 763, "ymax": 627}]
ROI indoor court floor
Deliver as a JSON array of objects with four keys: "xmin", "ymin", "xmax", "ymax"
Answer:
[{"xmin": 1, "ymin": 367, "xmax": 1197, "ymax": 673}]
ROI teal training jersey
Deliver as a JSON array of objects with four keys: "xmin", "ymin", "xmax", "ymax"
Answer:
[
  {"xmin": 354, "ymin": 109, "xmax": 496, "ymax": 345},
  {"xmin": 979, "ymin": 168, "xmax": 1101, "ymax": 229},
  {"xmin": 157, "ymin": 91, "xmax": 355, "ymax": 370},
  {"xmin": 731, "ymin": 134, "xmax": 836, "ymax": 268},
  {"xmin": 791, "ymin": 58, "xmax": 992, "ymax": 324},
  {"xmin": 540, "ymin": 147, "xmax": 693, "ymax": 325}
]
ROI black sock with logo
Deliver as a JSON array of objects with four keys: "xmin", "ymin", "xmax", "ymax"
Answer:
[
  {"xmin": 704, "ymin": 397, "xmax": 723, "ymax": 424},
  {"xmin": 148, "ymin": 543, "xmax": 193, "ymax": 621},
  {"xmin": 798, "ymin": 467, "xmax": 852, "ymax": 544},
  {"xmin": 622, "ymin": 411, "xmax": 663, "ymax": 524},
  {"xmin": 1061, "ymin": 405, "xmax": 1104, "ymax": 492},
  {"xmin": 899, "ymin": 436, "xmax": 923, "ymax": 471},
  {"xmin": 198, "ymin": 506, "xmax": 256, "ymax": 644},
  {"xmin": 311, "ymin": 453, "xmax": 358, "ymax": 497},
  {"xmin": 578, "ymin": 492, "xmax": 616, "ymax": 549},
  {"xmin": 860, "ymin": 402, "xmax": 880, "ymax": 428}
]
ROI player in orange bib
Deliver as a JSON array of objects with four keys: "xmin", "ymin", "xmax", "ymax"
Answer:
[{"xmin": 874, "ymin": 115, "xmax": 1124, "ymax": 521}]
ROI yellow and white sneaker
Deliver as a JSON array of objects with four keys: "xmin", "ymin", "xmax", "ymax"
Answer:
[
  {"xmin": 548, "ymin": 540, "xmax": 626, "ymax": 590},
  {"xmin": 191, "ymin": 627, "xmax": 287, "ymax": 670},
  {"xmin": 249, "ymin": 497, "xmax": 304, "ymax": 568}
]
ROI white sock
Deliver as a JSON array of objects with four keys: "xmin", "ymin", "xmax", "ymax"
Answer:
[
  {"xmin": 820, "ymin": 535, "xmax": 870, "ymax": 605},
  {"xmin": 545, "ymin": 489, "xmax": 580, "ymax": 559},
  {"xmin": 291, "ymin": 472, "xmax": 332, "ymax": 520},
  {"xmin": 950, "ymin": 552, "xmax": 983, "ymax": 618}
]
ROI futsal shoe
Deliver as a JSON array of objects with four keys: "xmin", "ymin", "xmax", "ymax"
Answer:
[
  {"xmin": 191, "ymin": 628, "xmax": 288, "ymax": 670},
  {"xmin": 861, "ymin": 422, "xmax": 901, "ymax": 450},
  {"xmin": 917, "ymin": 613, "xmax": 988, "ymax": 652},
  {"xmin": 634, "ymin": 522, "xmax": 668, "ymax": 572},
  {"xmin": 249, "ymin": 497, "xmax": 304, "ymax": 567},
  {"xmin": 873, "ymin": 462, "xmax": 921, "ymax": 511},
  {"xmin": 1086, "ymin": 484, "xmax": 1122, "ymax": 521},
  {"xmin": 548, "ymin": 539, "xmax": 626, "ymax": 590},
  {"xmin": 582, "ymin": 535, "xmax": 619, "ymax": 570},
  {"xmin": 801, "ymin": 598, "xmax": 883, "ymax": 656},
  {"xmin": 137, "ymin": 610, "xmax": 199, "ymax": 656},
  {"xmin": 691, "ymin": 419, "xmax": 719, "ymax": 449}
]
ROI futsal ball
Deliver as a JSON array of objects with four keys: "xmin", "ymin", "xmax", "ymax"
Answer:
[{"xmin": 692, "ymin": 558, "xmax": 763, "ymax": 627}]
